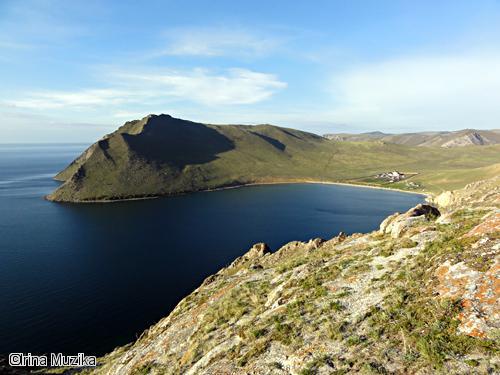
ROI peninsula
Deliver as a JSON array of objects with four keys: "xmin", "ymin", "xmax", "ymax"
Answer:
[{"xmin": 47, "ymin": 114, "xmax": 500, "ymax": 202}]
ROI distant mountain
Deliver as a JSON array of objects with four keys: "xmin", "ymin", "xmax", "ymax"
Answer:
[
  {"xmin": 47, "ymin": 114, "xmax": 500, "ymax": 202},
  {"xmin": 324, "ymin": 129, "xmax": 500, "ymax": 147}
]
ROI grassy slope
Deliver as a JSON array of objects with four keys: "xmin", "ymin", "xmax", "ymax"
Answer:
[{"xmin": 47, "ymin": 115, "xmax": 500, "ymax": 202}]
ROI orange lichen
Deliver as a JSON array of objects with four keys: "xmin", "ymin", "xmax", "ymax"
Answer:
[
  {"xmin": 434, "ymin": 258, "xmax": 499, "ymax": 339},
  {"xmin": 464, "ymin": 212, "xmax": 500, "ymax": 237}
]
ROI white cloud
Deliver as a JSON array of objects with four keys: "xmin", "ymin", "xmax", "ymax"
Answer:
[
  {"xmin": 329, "ymin": 54, "xmax": 500, "ymax": 130},
  {"xmin": 120, "ymin": 68, "xmax": 286, "ymax": 105},
  {"xmin": 160, "ymin": 27, "xmax": 280, "ymax": 57},
  {"xmin": 6, "ymin": 89, "xmax": 135, "ymax": 109},
  {"xmin": 5, "ymin": 68, "xmax": 286, "ymax": 110}
]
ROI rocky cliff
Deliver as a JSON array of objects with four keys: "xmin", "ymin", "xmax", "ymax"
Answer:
[{"xmin": 80, "ymin": 177, "xmax": 499, "ymax": 374}]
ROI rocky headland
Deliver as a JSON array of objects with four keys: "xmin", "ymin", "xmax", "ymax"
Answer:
[{"xmin": 67, "ymin": 176, "xmax": 500, "ymax": 375}]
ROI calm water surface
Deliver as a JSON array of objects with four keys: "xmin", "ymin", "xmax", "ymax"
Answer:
[{"xmin": 0, "ymin": 144, "xmax": 423, "ymax": 355}]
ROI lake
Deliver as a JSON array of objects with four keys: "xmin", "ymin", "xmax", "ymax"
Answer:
[{"xmin": 0, "ymin": 144, "xmax": 423, "ymax": 356}]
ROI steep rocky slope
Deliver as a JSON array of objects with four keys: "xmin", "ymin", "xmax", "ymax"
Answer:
[
  {"xmin": 47, "ymin": 115, "xmax": 500, "ymax": 202},
  {"xmin": 79, "ymin": 177, "xmax": 499, "ymax": 374}
]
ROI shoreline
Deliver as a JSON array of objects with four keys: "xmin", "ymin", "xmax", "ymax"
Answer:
[
  {"xmin": 47, "ymin": 179, "xmax": 429, "ymax": 203},
  {"xmin": 203, "ymin": 180, "xmax": 429, "ymax": 198}
]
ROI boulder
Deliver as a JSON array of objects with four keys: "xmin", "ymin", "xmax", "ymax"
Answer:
[
  {"xmin": 406, "ymin": 204, "xmax": 440, "ymax": 219},
  {"xmin": 410, "ymin": 230, "xmax": 439, "ymax": 244},
  {"xmin": 380, "ymin": 204, "xmax": 440, "ymax": 238}
]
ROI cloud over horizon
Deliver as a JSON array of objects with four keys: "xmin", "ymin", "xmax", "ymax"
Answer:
[
  {"xmin": 329, "ymin": 53, "xmax": 500, "ymax": 130},
  {"xmin": 5, "ymin": 67, "xmax": 287, "ymax": 110}
]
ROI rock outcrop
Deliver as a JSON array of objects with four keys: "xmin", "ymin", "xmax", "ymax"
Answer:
[
  {"xmin": 441, "ymin": 131, "xmax": 489, "ymax": 148},
  {"xmin": 228, "ymin": 243, "xmax": 271, "ymax": 269},
  {"xmin": 432, "ymin": 176, "xmax": 500, "ymax": 209},
  {"xmin": 379, "ymin": 203, "xmax": 440, "ymax": 238}
]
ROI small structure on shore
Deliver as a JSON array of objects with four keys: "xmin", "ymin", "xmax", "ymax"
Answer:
[{"xmin": 376, "ymin": 171, "xmax": 405, "ymax": 182}]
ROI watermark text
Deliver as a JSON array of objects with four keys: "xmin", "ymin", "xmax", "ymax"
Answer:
[{"xmin": 8, "ymin": 352, "xmax": 96, "ymax": 367}]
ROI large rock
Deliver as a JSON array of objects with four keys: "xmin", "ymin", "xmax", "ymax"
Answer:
[
  {"xmin": 379, "ymin": 212, "xmax": 400, "ymax": 234},
  {"xmin": 380, "ymin": 204, "xmax": 440, "ymax": 238},
  {"xmin": 406, "ymin": 204, "xmax": 440, "ymax": 219}
]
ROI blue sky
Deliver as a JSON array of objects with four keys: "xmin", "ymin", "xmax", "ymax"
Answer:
[{"xmin": 2, "ymin": 0, "xmax": 500, "ymax": 142}]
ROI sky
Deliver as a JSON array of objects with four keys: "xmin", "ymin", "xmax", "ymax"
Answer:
[{"xmin": 2, "ymin": 0, "xmax": 500, "ymax": 142}]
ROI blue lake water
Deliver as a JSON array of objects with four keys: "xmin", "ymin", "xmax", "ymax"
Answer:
[{"xmin": 0, "ymin": 144, "xmax": 424, "ymax": 356}]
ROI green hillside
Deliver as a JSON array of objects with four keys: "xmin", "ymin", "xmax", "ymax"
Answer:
[{"xmin": 47, "ymin": 114, "xmax": 500, "ymax": 202}]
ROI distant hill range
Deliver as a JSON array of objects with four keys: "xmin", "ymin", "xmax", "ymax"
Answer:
[
  {"xmin": 324, "ymin": 129, "xmax": 500, "ymax": 147},
  {"xmin": 47, "ymin": 115, "xmax": 500, "ymax": 202}
]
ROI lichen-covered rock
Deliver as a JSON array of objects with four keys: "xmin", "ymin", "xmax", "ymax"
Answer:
[
  {"xmin": 435, "ymin": 258, "xmax": 499, "ymax": 339},
  {"xmin": 464, "ymin": 211, "xmax": 500, "ymax": 238}
]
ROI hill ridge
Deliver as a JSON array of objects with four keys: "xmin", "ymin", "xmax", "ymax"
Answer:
[
  {"xmin": 325, "ymin": 128, "xmax": 500, "ymax": 147},
  {"xmin": 47, "ymin": 115, "xmax": 500, "ymax": 202}
]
